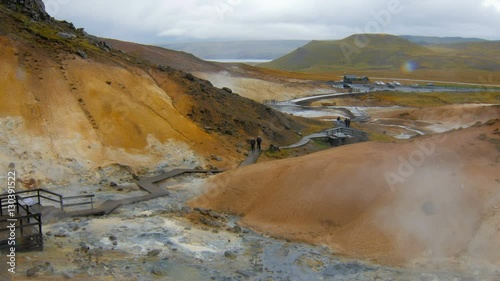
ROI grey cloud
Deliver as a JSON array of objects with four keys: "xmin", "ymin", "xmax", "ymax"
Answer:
[{"xmin": 47, "ymin": 0, "xmax": 500, "ymax": 43}]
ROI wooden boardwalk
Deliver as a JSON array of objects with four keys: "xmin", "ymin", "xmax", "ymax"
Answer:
[
  {"xmin": 239, "ymin": 150, "xmax": 263, "ymax": 167},
  {"xmin": 280, "ymin": 127, "xmax": 368, "ymax": 149},
  {"xmin": 17, "ymin": 127, "xmax": 367, "ymax": 219},
  {"xmin": 65, "ymin": 169, "xmax": 223, "ymax": 217}
]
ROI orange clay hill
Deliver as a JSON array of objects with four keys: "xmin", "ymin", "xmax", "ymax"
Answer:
[
  {"xmin": 190, "ymin": 119, "xmax": 500, "ymax": 267},
  {"xmin": 0, "ymin": 1, "xmax": 325, "ymax": 187}
]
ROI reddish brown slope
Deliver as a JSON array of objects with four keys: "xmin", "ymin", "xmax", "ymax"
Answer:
[
  {"xmin": 191, "ymin": 121, "xmax": 500, "ymax": 267},
  {"xmin": 105, "ymin": 38, "xmax": 224, "ymax": 73}
]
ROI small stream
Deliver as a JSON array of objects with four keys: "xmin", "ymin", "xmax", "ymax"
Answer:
[{"xmin": 270, "ymin": 103, "xmax": 424, "ymax": 139}]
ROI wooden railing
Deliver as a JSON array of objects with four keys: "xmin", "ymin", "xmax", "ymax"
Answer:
[
  {"xmin": 325, "ymin": 127, "xmax": 369, "ymax": 141},
  {"xmin": 62, "ymin": 194, "xmax": 94, "ymax": 211},
  {"xmin": 0, "ymin": 189, "xmax": 94, "ymax": 212},
  {"xmin": 0, "ymin": 194, "xmax": 43, "ymax": 252}
]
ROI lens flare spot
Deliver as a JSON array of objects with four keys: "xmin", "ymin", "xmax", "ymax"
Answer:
[{"xmin": 401, "ymin": 60, "xmax": 418, "ymax": 73}]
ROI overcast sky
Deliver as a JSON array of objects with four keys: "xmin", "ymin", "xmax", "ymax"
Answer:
[{"xmin": 46, "ymin": 0, "xmax": 500, "ymax": 44}]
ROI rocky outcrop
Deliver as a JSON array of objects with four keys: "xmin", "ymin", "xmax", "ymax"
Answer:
[{"xmin": 0, "ymin": 0, "xmax": 50, "ymax": 21}]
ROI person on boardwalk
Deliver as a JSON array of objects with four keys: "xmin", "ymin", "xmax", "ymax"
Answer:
[
  {"xmin": 345, "ymin": 118, "xmax": 350, "ymax": 128},
  {"xmin": 256, "ymin": 136, "xmax": 262, "ymax": 151},
  {"xmin": 336, "ymin": 116, "xmax": 341, "ymax": 126},
  {"xmin": 250, "ymin": 138, "xmax": 256, "ymax": 153},
  {"xmin": 347, "ymin": 118, "xmax": 351, "ymax": 128}
]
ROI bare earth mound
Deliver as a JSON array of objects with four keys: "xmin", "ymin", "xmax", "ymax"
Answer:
[{"xmin": 191, "ymin": 121, "xmax": 500, "ymax": 269}]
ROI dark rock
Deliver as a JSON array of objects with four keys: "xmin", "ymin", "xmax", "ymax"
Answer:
[
  {"xmin": 147, "ymin": 249, "xmax": 161, "ymax": 257},
  {"xmin": 207, "ymin": 210, "xmax": 222, "ymax": 219},
  {"xmin": 184, "ymin": 73, "xmax": 195, "ymax": 81},
  {"xmin": 76, "ymin": 50, "xmax": 88, "ymax": 59},
  {"xmin": 105, "ymin": 81, "xmax": 112, "ymax": 85},
  {"xmin": 61, "ymin": 20, "xmax": 75, "ymax": 30},
  {"xmin": 102, "ymin": 41, "xmax": 112, "ymax": 50},
  {"xmin": 157, "ymin": 65, "xmax": 171, "ymax": 72},
  {"xmin": 200, "ymin": 217, "xmax": 222, "ymax": 228},
  {"xmin": 268, "ymin": 144, "xmax": 280, "ymax": 152},
  {"xmin": 26, "ymin": 266, "xmax": 40, "ymax": 277},
  {"xmin": 194, "ymin": 207, "xmax": 209, "ymax": 216},
  {"xmin": 2, "ymin": 0, "xmax": 50, "ymax": 21},
  {"xmin": 151, "ymin": 267, "xmax": 167, "ymax": 276},
  {"xmin": 211, "ymin": 155, "xmax": 223, "ymax": 162},
  {"xmin": 109, "ymin": 182, "xmax": 118, "ymax": 187},
  {"xmin": 232, "ymin": 225, "xmax": 242, "ymax": 233},
  {"xmin": 224, "ymin": 250, "xmax": 237, "ymax": 259},
  {"xmin": 76, "ymin": 28, "xmax": 86, "ymax": 35},
  {"xmin": 109, "ymin": 235, "xmax": 117, "ymax": 241},
  {"xmin": 222, "ymin": 87, "xmax": 232, "ymax": 93},
  {"xmin": 236, "ymin": 270, "xmax": 252, "ymax": 278}
]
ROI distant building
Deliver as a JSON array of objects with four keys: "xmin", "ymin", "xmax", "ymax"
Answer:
[{"xmin": 343, "ymin": 75, "xmax": 370, "ymax": 84}]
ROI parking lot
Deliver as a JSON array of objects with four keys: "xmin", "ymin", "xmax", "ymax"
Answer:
[{"xmin": 329, "ymin": 81, "xmax": 486, "ymax": 93}]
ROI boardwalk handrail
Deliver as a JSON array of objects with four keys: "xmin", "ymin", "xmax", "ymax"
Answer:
[
  {"xmin": 0, "ymin": 195, "xmax": 43, "ymax": 252},
  {"xmin": 0, "ymin": 188, "xmax": 94, "ymax": 212},
  {"xmin": 62, "ymin": 194, "xmax": 95, "ymax": 210},
  {"xmin": 325, "ymin": 127, "xmax": 368, "ymax": 140}
]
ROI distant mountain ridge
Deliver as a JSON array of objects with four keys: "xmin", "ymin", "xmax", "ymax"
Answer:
[
  {"xmin": 161, "ymin": 40, "xmax": 309, "ymax": 60},
  {"xmin": 260, "ymin": 34, "xmax": 500, "ymax": 73},
  {"xmin": 400, "ymin": 35, "xmax": 489, "ymax": 45}
]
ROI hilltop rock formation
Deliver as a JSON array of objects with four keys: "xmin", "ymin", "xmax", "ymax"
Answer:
[{"xmin": 1, "ymin": 0, "xmax": 50, "ymax": 21}]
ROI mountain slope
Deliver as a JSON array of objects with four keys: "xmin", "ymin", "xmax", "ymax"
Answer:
[
  {"xmin": 261, "ymin": 34, "xmax": 500, "ymax": 73},
  {"xmin": 105, "ymin": 38, "xmax": 225, "ymax": 73},
  {"xmin": 162, "ymin": 40, "xmax": 309, "ymax": 60},
  {"xmin": 0, "ymin": 1, "xmax": 324, "ymax": 187},
  {"xmin": 261, "ymin": 34, "xmax": 435, "ymax": 72},
  {"xmin": 400, "ymin": 35, "xmax": 488, "ymax": 45}
]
